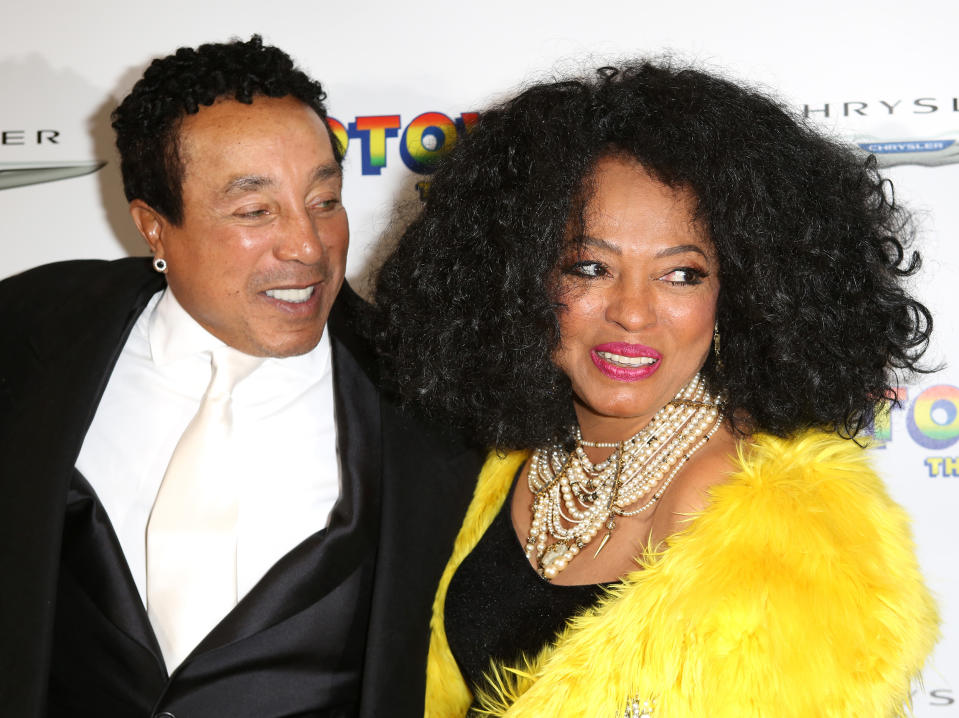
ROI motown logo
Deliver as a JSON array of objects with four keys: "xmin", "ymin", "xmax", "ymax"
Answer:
[
  {"xmin": 0, "ymin": 161, "xmax": 105, "ymax": 191},
  {"xmin": 326, "ymin": 112, "xmax": 479, "ymax": 175},
  {"xmin": 856, "ymin": 136, "xmax": 959, "ymax": 167}
]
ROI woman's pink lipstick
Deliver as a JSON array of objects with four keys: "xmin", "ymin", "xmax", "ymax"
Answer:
[{"xmin": 590, "ymin": 342, "xmax": 661, "ymax": 381}]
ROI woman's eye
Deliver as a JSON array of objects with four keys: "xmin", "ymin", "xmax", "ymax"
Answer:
[
  {"xmin": 661, "ymin": 267, "xmax": 707, "ymax": 285},
  {"xmin": 565, "ymin": 261, "xmax": 608, "ymax": 278}
]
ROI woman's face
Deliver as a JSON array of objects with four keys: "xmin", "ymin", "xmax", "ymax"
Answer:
[{"xmin": 552, "ymin": 155, "xmax": 720, "ymax": 441}]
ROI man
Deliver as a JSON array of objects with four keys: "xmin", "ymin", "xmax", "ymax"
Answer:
[{"xmin": 0, "ymin": 37, "xmax": 480, "ymax": 717}]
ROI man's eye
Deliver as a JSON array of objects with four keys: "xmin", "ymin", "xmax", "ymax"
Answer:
[
  {"xmin": 661, "ymin": 267, "xmax": 707, "ymax": 285},
  {"xmin": 311, "ymin": 198, "xmax": 340, "ymax": 212},
  {"xmin": 236, "ymin": 208, "xmax": 269, "ymax": 219},
  {"xmin": 565, "ymin": 261, "xmax": 607, "ymax": 278}
]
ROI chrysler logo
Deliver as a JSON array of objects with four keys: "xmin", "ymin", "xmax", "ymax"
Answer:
[
  {"xmin": 856, "ymin": 136, "xmax": 959, "ymax": 167},
  {"xmin": 0, "ymin": 161, "xmax": 106, "ymax": 190}
]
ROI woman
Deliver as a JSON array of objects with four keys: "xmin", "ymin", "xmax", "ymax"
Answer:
[{"xmin": 374, "ymin": 62, "xmax": 939, "ymax": 717}]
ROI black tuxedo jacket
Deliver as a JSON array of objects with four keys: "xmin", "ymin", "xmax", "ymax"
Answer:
[{"xmin": 0, "ymin": 258, "xmax": 481, "ymax": 717}]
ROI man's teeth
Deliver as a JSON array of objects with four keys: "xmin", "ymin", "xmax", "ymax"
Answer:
[
  {"xmin": 265, "ymin": 286, "xmax": 314, "ymax": 303},
  {"xmin": 597, "ymin": 351, "xmax": 657, "ymax": 368}
]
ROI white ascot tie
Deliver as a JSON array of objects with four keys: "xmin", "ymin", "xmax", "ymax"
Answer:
[{"xmin": 146, "ymin": 346, "xmax": 263, "ymax": 670}]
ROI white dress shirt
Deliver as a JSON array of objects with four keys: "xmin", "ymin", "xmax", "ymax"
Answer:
[{"xmin": 76, "ymin": 287, "xmax": 340, "ymax": 607}]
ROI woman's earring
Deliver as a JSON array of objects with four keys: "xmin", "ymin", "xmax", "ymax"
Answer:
[
  {"xmin": 153, "ymin": 257, "xmax": 167, "ymax": 274},
  {"xmin": 712, "ymin": 322, "xmax": 722, "ymax": 368}
]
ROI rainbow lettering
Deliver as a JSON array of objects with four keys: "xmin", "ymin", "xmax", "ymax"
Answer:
[
  {"xmin": 907, "ymin": 384, "xmax": 959, "ymax": 449},
  {"xmin": 327, "ymin": 118, "xmax": 349, "ymax": 157},
  {"xmin": 330, "ymin": 112, "xmax": 480, "ymax": 176},
  {"xmin": 347, "ymin": 115, "xmax": 402, "ymax": 175},
  {"xmin": 400, "ymin": 112, "xmax": 459, "ymax": 173}
]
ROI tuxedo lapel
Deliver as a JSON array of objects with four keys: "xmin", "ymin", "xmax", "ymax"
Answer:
[
  {"xmin": 48, "ymin": 470, "xmax": 168, "ymax": 713},
  {"xmin": 60, "ymin": 471, "xmax": 166, "ymax": 666}
]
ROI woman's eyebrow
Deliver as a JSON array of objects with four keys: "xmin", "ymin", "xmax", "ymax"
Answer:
[
  {"xmin": 581, "ymin": 236, "xmax": 621, "ymax": 254},
  {"xmin": 655, "ymin": 244, "xmax": 707, "ymax": 259},
  {"xmin": 580, "ymin": 237, "xmax": 707, "ymax": 259}
]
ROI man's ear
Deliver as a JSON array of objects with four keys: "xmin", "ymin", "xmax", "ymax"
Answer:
[{"xmin": 129, "ymin": 200, "xmax": 168, "ymax": 257}]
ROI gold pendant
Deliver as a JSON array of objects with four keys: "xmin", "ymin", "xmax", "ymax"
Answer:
[
  {"xmin": 593, "ymin": 519, "xmax": 617, "ymax": 558},
  {"xmin": 593, "ymin": 531, "xmax": 612, "ymax": 558}
]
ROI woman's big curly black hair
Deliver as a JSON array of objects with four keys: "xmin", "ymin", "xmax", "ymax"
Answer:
[
  {"xmin": 111, "ymin": 35, "xmax": 339, "ymax": 225},
  {"xmin": 373, "ymin": 61, "xmax": 933, "ymax": 450}
]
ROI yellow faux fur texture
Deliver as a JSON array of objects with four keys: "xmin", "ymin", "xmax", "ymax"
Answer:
[{"xmin": 424, "ymin": 431, "xmax": 939, "ymax": 718}]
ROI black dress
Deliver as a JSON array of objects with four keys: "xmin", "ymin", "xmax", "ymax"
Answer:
[{"xmin": 444, "ymin": 474, "xmax": 614, "ymax": 695}]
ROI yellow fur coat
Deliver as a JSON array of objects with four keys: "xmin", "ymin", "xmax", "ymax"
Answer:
[{"xmin": 424, "ymin": 431, "xmax": 939, "ymax": 717}]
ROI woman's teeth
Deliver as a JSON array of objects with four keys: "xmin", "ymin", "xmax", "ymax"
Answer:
[
  {"xmin": 265, "ymin": 286, "xmax": 314, "ymax": 303},
  {"xmin": 596, "ymin": 351, "xmax": 657, "ymax": 368}
]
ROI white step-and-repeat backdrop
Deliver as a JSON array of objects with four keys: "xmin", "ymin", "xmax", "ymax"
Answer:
[{"xmin": 2, "ymin": 1, "xmax": 957, "ymax": 712}]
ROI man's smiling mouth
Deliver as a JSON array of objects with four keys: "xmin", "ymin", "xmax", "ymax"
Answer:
[{"xmin": 265, "ymin": 286, "xmax": 315, "ymax": 304}]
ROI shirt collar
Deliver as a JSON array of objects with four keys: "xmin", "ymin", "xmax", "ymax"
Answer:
[{"xmin": 147, "ymin": 288, "xmax": 331, "ymax": 379}]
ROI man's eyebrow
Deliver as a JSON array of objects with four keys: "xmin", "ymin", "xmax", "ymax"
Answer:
[
  {"xmin": 310, "ymin": 162, "xmax": 342, "ymax": 184},
  {"xmin": 223, "ymin": 175, "xmax": 275, "ymax": 194},
  {"xmin": 220, "ymin": 163, "xmax": 341, "ymax": 195}
]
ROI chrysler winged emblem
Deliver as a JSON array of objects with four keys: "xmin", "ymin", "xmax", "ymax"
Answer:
[{"xmin": 0, "ymin": 160, "xmax": 106, "ymax": 190}]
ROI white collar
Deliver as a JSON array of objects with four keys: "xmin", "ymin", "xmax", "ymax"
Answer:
[{"xmin": 147, "ymin": 287, "xmax": 331, "ymax": 378}]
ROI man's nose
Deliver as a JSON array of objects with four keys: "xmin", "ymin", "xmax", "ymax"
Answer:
[{"xmin": 274, "ymin": 208, "xmax": 325, "ymax": 264}]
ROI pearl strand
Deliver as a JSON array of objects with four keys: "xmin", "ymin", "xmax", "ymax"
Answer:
[{"xmin": 526, "ymin": 373, "xmax": 724, "ymax": 580}]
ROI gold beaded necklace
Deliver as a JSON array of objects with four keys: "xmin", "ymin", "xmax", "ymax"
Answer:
[{"xmin": 526, "ymin": 373, "xmax": 724, "ymax": 580}]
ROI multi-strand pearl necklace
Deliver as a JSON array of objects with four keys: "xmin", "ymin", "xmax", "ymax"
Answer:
[{"xmin": 526, "ymin": 373, "xmax": 724, "ymax": 580}]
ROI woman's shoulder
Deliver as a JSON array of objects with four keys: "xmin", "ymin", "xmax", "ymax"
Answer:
[
  {"xmin": 735, "ymin": 428, "xmax": 881, "ymax": 488},
  {"xmin": 667, "ymin": 429, "xmax": 911, "ymax": 561},
  {"xmin": 709, "ymin": 429, "xmax": 904, "ymax": 536}
]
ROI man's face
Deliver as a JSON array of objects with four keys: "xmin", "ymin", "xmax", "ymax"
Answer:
[{"xmin": 133, "ymin": 95, "xmax": 348, "ymax": 357}]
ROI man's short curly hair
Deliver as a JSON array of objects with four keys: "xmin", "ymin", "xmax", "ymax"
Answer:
[
  {"xmin": 373, "ymin": 60, "xmax": 933, "ymax": 450},
  {"xmin": 111, "ymin": 35, "xmax": 340, "ymax": 224}
]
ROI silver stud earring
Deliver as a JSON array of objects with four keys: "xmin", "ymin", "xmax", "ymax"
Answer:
[{"xmin": 153, "ymin": 257, "xmax": 167, "ymax": 274}]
